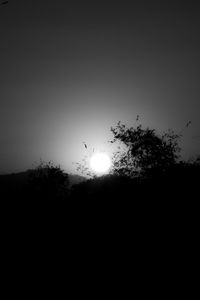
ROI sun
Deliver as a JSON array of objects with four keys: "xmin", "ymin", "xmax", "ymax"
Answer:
[{"xmin": 90, "ymin": 152, "xmax": 111, "ymax": 174}]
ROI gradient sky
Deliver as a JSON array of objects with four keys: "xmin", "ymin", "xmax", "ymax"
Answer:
[{"xmin": 0, "ymin": 0, "xmax": 200, "ymax": 174}]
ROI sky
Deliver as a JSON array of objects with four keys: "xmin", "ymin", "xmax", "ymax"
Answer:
[{"xmin": 0, "ymin": 0, "xmax": 200, "ymax": 174}]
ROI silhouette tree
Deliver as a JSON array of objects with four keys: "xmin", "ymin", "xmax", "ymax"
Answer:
[{"xmin": 110, "ymin": 121, "xmax": 181, "ymax": 178}]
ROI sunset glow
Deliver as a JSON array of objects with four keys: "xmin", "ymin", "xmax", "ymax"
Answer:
[{"xmin": 90, "ymin": 153, "xmax": 111, "ymax": 174}]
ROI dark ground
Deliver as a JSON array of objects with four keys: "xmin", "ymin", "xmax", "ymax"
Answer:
[{"xmin": 0, "ymin": 165, "xmax": 198, "ymax": 296}]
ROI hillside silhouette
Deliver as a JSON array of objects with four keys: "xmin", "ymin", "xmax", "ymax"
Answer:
[
  {"xmin": 0, "ymin": 121, "xmax": 199, "ymax": 204},
  {"xmin": 1, "ymin": 123, "xmax": 199, "ymax": 282}
]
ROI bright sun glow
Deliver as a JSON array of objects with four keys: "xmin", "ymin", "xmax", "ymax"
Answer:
[{"xmin": 90, "ymin": 152, "xmax": 111, "ymax": 174}]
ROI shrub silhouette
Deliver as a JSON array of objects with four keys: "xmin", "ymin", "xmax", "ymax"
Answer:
[
  {"xmin": 27, "ymin": 161, "xmax": 69, "ymax": 200},
  {"xmin": 110, "ymin": 121, "xmax": 181, "ymax": 178}
]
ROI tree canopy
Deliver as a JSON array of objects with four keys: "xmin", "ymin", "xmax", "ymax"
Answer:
[{"xmin": 110, "ymin": 121, "xmax": 181, "ymax": 178}]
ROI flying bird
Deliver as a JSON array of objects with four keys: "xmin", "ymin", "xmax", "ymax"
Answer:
[
  {"xmin": 83, "ymin": 142, "xmax": 87, "ymax": 149},
  {"xmin": 186, "ymin": 121, "xmax": 191, "ymax": 127},
  {"xmin": 0, "ymin": 1, "xmax": 9, "ymax": 5}
]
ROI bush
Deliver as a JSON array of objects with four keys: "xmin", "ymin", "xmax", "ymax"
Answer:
[
  {"xmin": 27, "ymin": 161, "xmax": 69, "ymax": 200},
  {"xmin": 110, "ymin": 121, "xmax": 181, "ymax": 178}
]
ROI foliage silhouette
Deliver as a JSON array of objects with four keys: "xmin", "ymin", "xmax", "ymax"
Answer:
[
  {"xmin": 110, "ymin": 121, "xmax": 181, "ymax": 178},
  {"xmin": 75, "ymin": 155, "xmax": 95, "ymax": 178},
  {"xmin": 0, "ymin": 119, "xmax": 199, "ymax": 202},
  {"xmin": 69, "ymin": 157, "xmax": 200, "ymax": 202}
]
